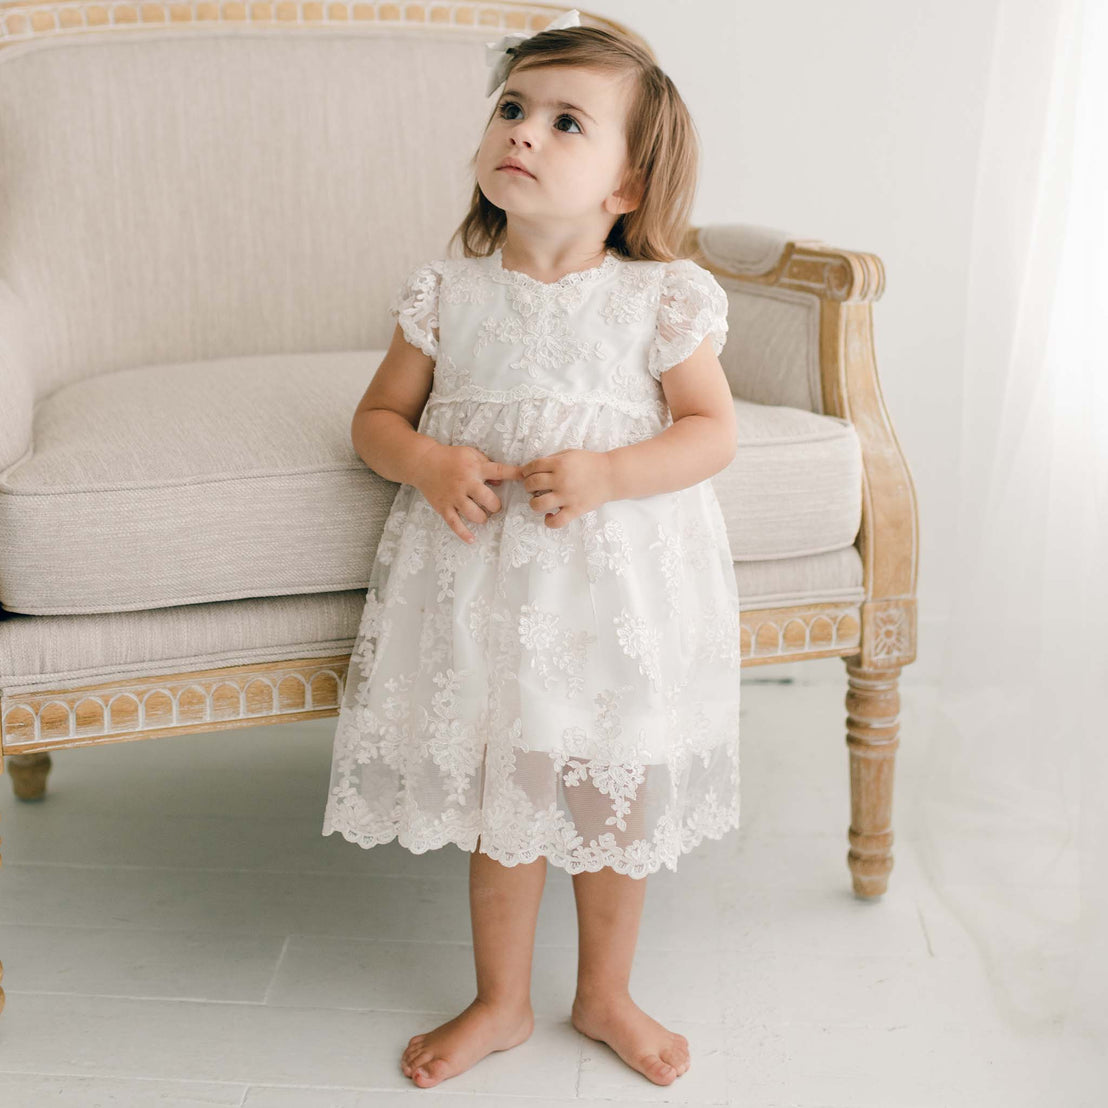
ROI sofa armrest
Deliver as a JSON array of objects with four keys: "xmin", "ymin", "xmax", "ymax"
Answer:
[
  {"xmin": 688, "ymin": 222, "xmax": 917, "ymax": 618},
  {"xmin": 0, "ymin": 278, "xmax": 33, "ymax": 475}
]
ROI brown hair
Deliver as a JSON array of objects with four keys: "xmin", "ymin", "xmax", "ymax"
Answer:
[{"xmin": 447, "ymin": 22, "xmax": 700, "ymax": 263}]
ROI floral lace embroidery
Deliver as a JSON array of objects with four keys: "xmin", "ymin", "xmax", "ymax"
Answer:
[
  {"xmin": 424, "ymin": 667, "xmax": 483, "ymax": 805},
  {"xmin": 474, "ymin": 304, "xmax": 610, "ymax": 381},
  {"xmin": 649, "ymin": 512, "xmax": 719, "ymax": 615},
  {"xmin": 324, "ymin": 248, "xmax": 740, "ymax": 878},
  {"xmin": 613, "ymin": 609, "xmax": 664, "ymax": 691},
  {"xmin": 324, "ymin": 479, "xmax": 742, "ymax": 877},
  {"xmin": 388, "ymin": 260, "xmax": 443, "ymax": 358},
  {"xmin": 649, "ymin": 258, "xmax": 730, "ymax": 381},
  {"xmin": 551, "ymin": 685, "xmax": 652, "ymax": 833},
  {"xmin": 578, "ymin": 512, "xmax": 633, "ymax": 583},
  {"xmin": 440, "ymin": 260, "xmax": 496, "ymax": 306},
  {"xmin": 518, "ymin": 603, "xmax": 596, "ymax": 698},
  {"xmin": 600, "ymin": 262, "xmax": 659, "ymax": 326}
]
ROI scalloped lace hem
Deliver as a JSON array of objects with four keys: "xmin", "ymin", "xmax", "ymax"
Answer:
[{"xmin": 321, "ymin": 809, "xmax": 741, "ymax": 879}]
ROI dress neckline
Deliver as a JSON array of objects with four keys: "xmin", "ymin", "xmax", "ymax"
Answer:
[{"xmin": 490, "ymin": 246, "xmax": 620, "ymax": 289}]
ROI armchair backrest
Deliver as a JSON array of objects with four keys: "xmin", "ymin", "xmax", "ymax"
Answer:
[{"xmin": 1, "ymin": 5, "xmax": 630, "ymax": 413}]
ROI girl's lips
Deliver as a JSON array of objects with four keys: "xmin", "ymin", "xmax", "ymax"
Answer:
[{"xmin": 498, "ymin": 166, "xmax": 535, "ymax": 178}]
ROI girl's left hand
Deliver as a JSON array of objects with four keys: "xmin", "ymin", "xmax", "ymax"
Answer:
[{"xmin": 512, "ymin": 449, "xmax": 613, "ymax": 529}]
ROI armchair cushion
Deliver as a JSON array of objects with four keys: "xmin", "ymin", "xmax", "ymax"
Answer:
[
  {"xmin": 0, "ymin": 351, "xmax": 389, "ymax": 616},
  {"xmin": 0, "ymin": 352, "xmax": 862, "ymax": 617}
]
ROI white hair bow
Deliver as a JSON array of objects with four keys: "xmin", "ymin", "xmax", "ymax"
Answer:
[{"xmin": 485, "ymin": 9, "xmax": 582, "ymax": 98}]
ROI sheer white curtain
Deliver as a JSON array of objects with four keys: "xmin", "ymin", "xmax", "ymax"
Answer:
[{"xmin": 912, "ymin": 0, "xmax": 1106, "ymax": 1094}]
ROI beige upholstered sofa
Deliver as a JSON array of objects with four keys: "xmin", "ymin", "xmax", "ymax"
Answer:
[{"xmin": 0, "ymin": 1, "xmax": 918, "ymax": 1015}]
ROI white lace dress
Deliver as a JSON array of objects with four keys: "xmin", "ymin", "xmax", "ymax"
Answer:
[{"xmin": 322, "ymin": 245, "xmax": 742, "ymax": 878}]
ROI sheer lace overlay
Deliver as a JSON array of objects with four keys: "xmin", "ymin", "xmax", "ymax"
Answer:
[
  {"xmin": 323, "ymin": 249, "xmax": 740, "ymax": 878},
  {"xmin": 649, "ymin": 258, "xmax": 730, "ymax": 381},
  {"xmin": 388, "ymin": 260, "xmax": 443, "ymax": 358}
]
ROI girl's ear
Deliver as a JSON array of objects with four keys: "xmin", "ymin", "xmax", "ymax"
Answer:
[{"xmin": 610, "ymin": 174, "xmax": 643, "ymax": 215}]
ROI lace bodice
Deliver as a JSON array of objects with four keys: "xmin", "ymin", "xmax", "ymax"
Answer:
[{"xmin": 387, "ymin": 246, "xmax": 730, "ymax": 412}]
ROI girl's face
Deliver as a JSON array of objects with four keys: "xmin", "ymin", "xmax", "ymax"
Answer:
[{"xmin": 477, "ymin": 64, "xmax": 639, "ymax": 238}]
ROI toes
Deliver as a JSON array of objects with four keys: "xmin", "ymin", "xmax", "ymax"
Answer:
[
  {"xmin": 641, "ymin": 1052, "xmax": 678, "ymax": 1084},
  {"xmin": 414, "ymin": 1057, "xmax": 452, "ymax": 1086},
  {"xmin": 663, "ymin": 1039, "xmax": 690, "ymax": 1062},
  {"xmin": 662, "ymin": 1034, "xmax": 690, "ymax": 1070},
  {"xmin": 660, "ymin": 1046, "xmax": 690, "ymax": 1075},
  {"xmin": 404, "ymin": 1048, "xmax": 432, "ymax": 1080}
]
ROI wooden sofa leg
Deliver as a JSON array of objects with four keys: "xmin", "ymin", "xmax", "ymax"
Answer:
[
  {"xmin": 844, "ymin": 658, "xmax": 900, "ymax": 899},
  {"xmin": 7, "ymin": 752, "xmax": 53, "ymax": 801}
]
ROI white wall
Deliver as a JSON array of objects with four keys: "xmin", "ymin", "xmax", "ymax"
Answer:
[{"xmin": 582, "ymin": 0, "xmax": 1000, "ymax": 684}]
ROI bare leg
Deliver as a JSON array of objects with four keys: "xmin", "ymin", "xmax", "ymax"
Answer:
[
  {"xmin": 400, "ymin": 837, "xmax": 548, "ymax": 1088},
  {"xmin": 567, "ymin": 770, "xmax": 691, "ymax": 1086},
  {"xmin": 571, "ymin": 868, "xmax": 691, "ymax": 1085}
]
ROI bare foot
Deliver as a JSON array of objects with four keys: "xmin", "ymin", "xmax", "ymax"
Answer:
[
  {"xmin": 571, "ymin": 993, "xmax": 690, "ymax": 1086},
  {"xmin": 400, "ymin": 997, "xmax": 535, "ymax": 1088}
]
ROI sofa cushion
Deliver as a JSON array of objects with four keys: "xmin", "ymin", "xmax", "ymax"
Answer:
[{"xmin": 0, "ymin": 351, "xmax": 862, "ymax": 616}]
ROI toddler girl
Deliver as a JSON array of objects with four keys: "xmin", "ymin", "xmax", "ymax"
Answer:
[{"xmin": 322, "ymin": 8, "xmax": 742, "ymax": 1091}]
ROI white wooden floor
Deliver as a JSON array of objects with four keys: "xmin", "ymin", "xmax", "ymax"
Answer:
[{"xmin": 0, "ymin": 664, "xmax": 1089, "ymax": 1106}]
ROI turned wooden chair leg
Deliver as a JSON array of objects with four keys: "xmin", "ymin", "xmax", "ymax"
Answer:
[
  {"xmin": 844, "ymin": 657, "xmax": 900, "ymax": 899},
  {"xmin": 6, "ymin": 751, "xmax": 53, "ymax": 801}
]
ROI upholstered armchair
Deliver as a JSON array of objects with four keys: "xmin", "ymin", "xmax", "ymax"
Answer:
[{"xmin": 0, "ymin": 1, "xmax": 918, "ymax": 1017}]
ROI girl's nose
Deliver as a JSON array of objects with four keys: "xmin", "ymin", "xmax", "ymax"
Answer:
[{"xmin": 507, "ymin": 119, "xmax": 537, "ymax": 145}]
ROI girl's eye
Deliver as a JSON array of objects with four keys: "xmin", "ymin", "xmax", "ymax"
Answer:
[{"xmin": 498, "ymin": 100, "xmax": 582, "ymax": 134}]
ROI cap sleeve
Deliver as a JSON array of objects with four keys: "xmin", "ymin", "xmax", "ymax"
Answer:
[
  {"xmin": 388, "ymin": 259, "xmax": 444, "ymax": 359},
  {"xmin": 648, "ymin": 258, "xmax": 729, "ymax": 381}
]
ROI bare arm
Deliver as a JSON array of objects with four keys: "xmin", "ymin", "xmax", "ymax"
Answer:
[
  {"xmin": 353, "ymin": 321, "xmax": 519, "ymax": 545},
  {"xmin": 604, "ymin": 335, "xmax": 737, "ymax": 499},
  {"xmin": 351, "ymin": 321, "xmax": 443, "ymax": 488}
]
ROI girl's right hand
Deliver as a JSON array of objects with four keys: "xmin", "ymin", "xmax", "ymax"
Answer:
[{"xmin": 414, "ymin": 443, "xmax": 523, "ymax": 545}]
